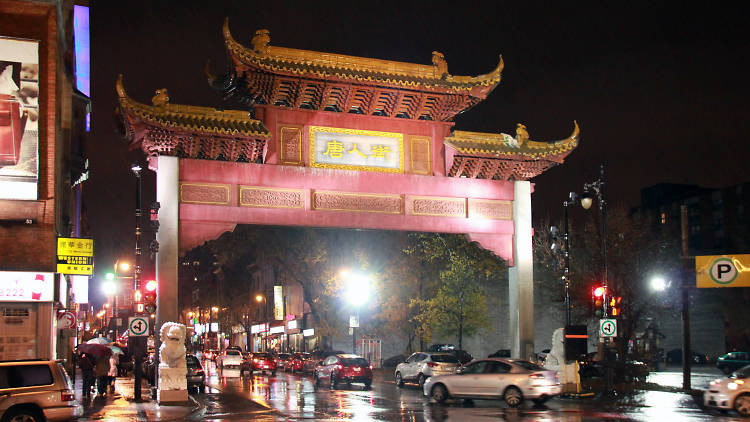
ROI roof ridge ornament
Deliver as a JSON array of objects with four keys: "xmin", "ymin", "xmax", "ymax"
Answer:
[
  {"xmin": 251, "ymin": 29, "xmax": 271, "ymax": 55},
  {"xmin": 151, "ymin": 89, "xmax": 170, "ymax": 107},
  {"xmin": 432, "ymin": 51, "xmax": 449, "ymax": 79}
]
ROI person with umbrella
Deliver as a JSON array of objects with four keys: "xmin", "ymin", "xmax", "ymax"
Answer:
[{"xmin": 79, "ymin": 351, "xmax": 95, "ymax": 399}]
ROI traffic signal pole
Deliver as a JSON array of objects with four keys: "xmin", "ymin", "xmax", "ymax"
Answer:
[{"xmin": 131, "ymin": 164, "xmax": 145, "ymax": 401}]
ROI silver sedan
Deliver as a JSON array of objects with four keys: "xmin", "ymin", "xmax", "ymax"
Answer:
[{"xmin": 423, "ymin": 358, "xmax": 561, "ymax": 407}]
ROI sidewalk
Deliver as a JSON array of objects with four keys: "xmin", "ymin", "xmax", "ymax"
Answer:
[{"xmin": 74, "ymin": 371, "xmax": 201, "ymax": 421}]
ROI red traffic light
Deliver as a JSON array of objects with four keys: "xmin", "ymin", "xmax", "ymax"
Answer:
[
  {"xmin": 145, "ymin": 280, "xmax": 157, "ymax": 292},
  {"xmin": 593, "ymin": 286, "xmax": 605, "ymax": 298}
]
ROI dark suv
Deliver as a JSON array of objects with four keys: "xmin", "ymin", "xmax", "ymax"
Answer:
[{"xmin": 0, "ymin": 360, "xmax": 82, "ymax": 421}]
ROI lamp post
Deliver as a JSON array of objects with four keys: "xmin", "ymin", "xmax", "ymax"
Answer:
[
  {"xmin": 255, "ymin": 294, "xmax": 267, "ymax": 352},
  {"xmin": 101, "ymin": 279, "xmax": 118, "ymax": 337},
  {"xmin": 130, "ymin": 162, "xmax": 145, "ymax": 402},
  {"xmin": 552, "ymin": 192, "xmax": 578, "ymax": 327},
  {"xmin": 580, "ymin": 163, "xmax": 613, "ymax": 394},
  {"xmin": 342, "ymin": 270, "xmax": 370, "ymax": 355}
]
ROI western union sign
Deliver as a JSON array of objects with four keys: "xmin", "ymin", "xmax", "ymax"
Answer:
[
  {"xmin": 696, "ymin": 254, "xmax": 750, "ymax": 288},
  {"xmin": 57, "ymin": 237, "xmax": 94, "ymax": 275}
]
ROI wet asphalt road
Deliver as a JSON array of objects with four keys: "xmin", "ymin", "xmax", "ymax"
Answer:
[{"xmin": 192, "ymin": 361, "xmax": 743, "ymax": 421}]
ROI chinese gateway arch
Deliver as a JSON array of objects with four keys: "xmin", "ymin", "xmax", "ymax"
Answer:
[{"xmin": 117, "ymin": 21, "xmax": 578, "ymax": 359}]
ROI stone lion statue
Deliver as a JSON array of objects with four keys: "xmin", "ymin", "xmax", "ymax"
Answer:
[
  {"xmin": 543, "ymin": 327, "xmax": 565, "ymax": 371},
  {"xmin": 158, "ymin": 322, "xmax": 186, "ymax": 368}
]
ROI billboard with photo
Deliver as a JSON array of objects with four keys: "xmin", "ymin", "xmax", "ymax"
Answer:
[{"xmin": 0, "ymin": 37, "xmax": 39, "ymax": 200}]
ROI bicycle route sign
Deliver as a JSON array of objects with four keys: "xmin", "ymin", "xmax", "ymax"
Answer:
[
  {"xmin": 128, "ymin": 317, "xmax": 149, "ymax": 336},
  {"xmin": 599, "ymin": 319, "xmax": 617, "ymax": 337}
]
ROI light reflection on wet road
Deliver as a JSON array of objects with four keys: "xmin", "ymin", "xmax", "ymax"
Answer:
[{"xmin": 196, "ymin": 360, "xmax": 742, "ymax": 421}]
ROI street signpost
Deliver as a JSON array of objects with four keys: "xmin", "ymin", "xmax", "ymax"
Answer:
[
  {"xmin": 599, "ymin": 319, "xmax": 617, "ymax": 338},
  {"xmin": 57, "ymin": 311, "xmax": 76, "ymax": 330},
  {"xmin": 128, "ymin": 316, "xmax": 149, "ymax": 337}
]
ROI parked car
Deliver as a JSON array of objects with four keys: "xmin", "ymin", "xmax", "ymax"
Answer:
[
  {"xmin": 666, "ymin": 348, "xmax": 709, "ymax": 364},
  {"xmin": 289, "ymin": 353, "xmax": 312, "ymax": 373},
  {"xmin": 217, "ymin": 349, "xmax": 243, "ymax": 369},
  {"xmin": 0, "ymin": 360, "xmax": 83, "ymax": 422},
  {"xmin": 427, "ymin": 344, "xmax": 456, "ymax": 352},
  {"xmin": 186, "ymin": 354, "xmax": 205, "ymax": 392},
  {"xmin": 314, "ymin": 353, "xmax": 373, "ymax": 389},
  {"xmin": 395, "ymin": 352, "xmax": 460, "ymax": 388},
  {"xmin": 423, "ymin": 358, "xmax": 561, "ymax": 407},
  {"xmin": 275, "ymin": 353, "xmax": 292, "ymax": 371},
  {"xmin": 536, "ymin": 349, "xmax": 551, "ymax": 364},
  {"xmin": 705, "ymin": 364, "xmax": 750, "ymax": 416},
  {"xmin": 241, "ymin": 352, "xmax": 277, "ymax": 376},
  {"xmin": 489, "ymin": 349, "xmax": 512, "ymax": 358},
  {"xmin": 577, "ymin": 352, "xmax": 648, "ymax": 382},
  {"xmin": 203, "ymin": 349, "xmax": 219, "ymax": 361},
  {"xmin": 448, "ymin": 350, "xmax": 474, "ymax": 365},
  {"xmin": 717, "ymin": 352, "xmax": 750, "ymax": 375},
  {"xmin": 302, "ymin": 356, "xmax": 319, "ymax": 374}
]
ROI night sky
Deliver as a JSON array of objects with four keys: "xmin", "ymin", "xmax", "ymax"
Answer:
[{"xmin": 86, "ymin": 2, "xmax": 748, "ymax": 303}]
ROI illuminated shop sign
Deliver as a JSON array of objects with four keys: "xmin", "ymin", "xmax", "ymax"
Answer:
[
  {"xmin": 303, "ymin": 329, "xmax": 315, "ymax": 337},
  {"xmin": 57, "ymin": 237, "xmax": 94, "ymax": 275},
  {"xmin": 287, "ymin": 320, "xmax": 297, "ymax": 330},
  {"xmin": 273, "ymin": 285, "xmax": 283, "ymax": 320},
  {"xmin": 269, "ymin": 325, "xmax": 285, "ymax": 335},
  {"xmin": 251, "ymin": 323, "xmax": 268, "ymax": 334},
  {"xmin": 71, "ymin": 275, "xmax": 89, "ymax": 304},
  {"xmin": 310, "ymin": 126, "xmax": 403, "ymax": 173},
  {"xmin": 0, "ymin": 37, "xmax": 40, "ymax": 200},
  {"xmin": 0, "ymin": 271, "xmax": 54, "ymax": 302}
]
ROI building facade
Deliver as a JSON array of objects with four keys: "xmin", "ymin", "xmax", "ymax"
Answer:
[{"xmin": 0, "ymin": 0, "xmax": 90, "ymax": 366}]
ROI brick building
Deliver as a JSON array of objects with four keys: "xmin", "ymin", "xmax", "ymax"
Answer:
[{"xmin": 0, "ymin": 0, "xmax": 90, "ymax": 363}]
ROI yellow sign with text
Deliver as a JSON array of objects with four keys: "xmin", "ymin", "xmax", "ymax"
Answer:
[
  {"xmin": 57, "ymin": 237, "xmax": 94, "ymax": 275},
  {"xmin": 696, "ymin": 254, "xmax": 750, "ymax": 288}
]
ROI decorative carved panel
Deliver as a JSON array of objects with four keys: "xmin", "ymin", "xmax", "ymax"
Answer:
[
  {"xmin": 313, "ymin": 191, "xmax": 403, "ymax": 214},
  {"xmin": 279, "ymin": 125, "xmax": 303, "ymax": 165},
  {"xmin": 179, "ymin": 183, "xmax": 231, "ymax": 205},
  {"xmin": 468, "ymin": 199, "xmax": 513, "ymax": 220},
  {"xmin": 239, "ymin": 186, "xmax": 305, "ymax": 209},
  {"xmin": 409, "ymin": 135, "xmax": 432, "ymax": 175},
  {"xmin": 410, "ymin": 196, "xmax": 466, "ymax": 218}
]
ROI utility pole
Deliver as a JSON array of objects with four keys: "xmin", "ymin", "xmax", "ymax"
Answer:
[{"xmin": 680, "ymin": 205, "xmax": 692, "ymax": 390}]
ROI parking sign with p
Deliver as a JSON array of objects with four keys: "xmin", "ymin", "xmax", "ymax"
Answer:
[{"xmin": 696, "ymin": 254, "xmax": 750, "ymax": 288}]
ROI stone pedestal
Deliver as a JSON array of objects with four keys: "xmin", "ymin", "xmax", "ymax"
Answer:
[{"xmin": 157, "ymin": 366, "xmax": 188, "ymax": 405}]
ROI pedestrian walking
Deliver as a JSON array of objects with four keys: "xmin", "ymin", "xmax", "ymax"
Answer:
[
  {"xmin": 79, "ymin": 352, "xmax": 95, "ymax": 398},
  {"xmin": 94, "ymin": 355, "xmax": 110, "ymax": 397},
  {"xmin": 108, "ymin": 352, "xmax": 119, "ymax": 394}
]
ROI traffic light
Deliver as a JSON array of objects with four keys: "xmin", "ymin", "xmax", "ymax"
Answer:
[
  {"xmin": 134, "ymin": 289, "xmax": 144, "ymax": 313},
  {"xmin": 144, "ymin": 280, "xmax": 157, "ymax": 314},
  {"xmin": 610, "ymin": 296, "xmax": 622, "ymax": 317},
  {"xmin": 592, "ymin": 285, "xmax": 605, "ymax": 317}
]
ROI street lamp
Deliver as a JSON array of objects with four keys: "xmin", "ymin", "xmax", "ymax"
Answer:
[
  {"xmin": 342, "ymin": 270, "xmax": 371, "ymax": 354},
  {"xmin": 651, "ymin": 277, "xmax": 668, "ymax": 292},
  {"xmin": 255, "ymin": 294, "xmax": 268, "ymax": 351}
]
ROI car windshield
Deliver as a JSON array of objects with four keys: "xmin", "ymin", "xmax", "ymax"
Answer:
[
  {"xmin": 732, "ymin": 365, "xmax": 750, "ymax": 379},
  {"xmin": 186, "ymin": 355, "xmax": 201, "ymax": 367},
  {"xmin": 430, "ymin": 354, "xmax": 458, "ymax": 363},
  {"xmin": 513, "ymin": 360, "xmax": 544, "ymax": 371},
  {"xmin": 227, "ymin": 350, "xmax": 241, "ymax": 356},
  {"xmin": 341, "ymin": 358, "xmax": 369, "ymax": 366}
]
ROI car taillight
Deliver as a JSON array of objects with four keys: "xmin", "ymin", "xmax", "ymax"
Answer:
[
  {"xmin": 336, "ymin": 364, "xmax": 343, "ymax": 370},
  {"xmin": 253, "ymin": 358, "xmax": 259, "ymax": 363},
  {"xmin": 529, "ymin": 373, "xmax": 544, "ymax": 379},
  {"xmin": 369, "ymin": 365, "xmax": 373, "ymax": 370},
  {"xmin": 426, "ymin": 362, "xmax": 438, "ymax": 367},
  {"xmin": 61, "ymin": 390, "xmax": 75, "ymax": 401}
]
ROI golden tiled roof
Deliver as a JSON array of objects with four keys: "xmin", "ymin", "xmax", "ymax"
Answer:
[
  {"xmin": 116, "ymin": 74, "xmax": 270, "ymax": 138},
  {"xmin": 445, "ymin": 121, "xmax": 579, "ymax": 159},
  {"xmin": 223, "ymin": 19, "xmax": 503, "ymax": 92}
]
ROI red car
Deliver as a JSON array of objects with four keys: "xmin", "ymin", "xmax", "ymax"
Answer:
[
  {"xmin": 288, "ymin": 352, "xmax": 311, "ymax": 373},
  {"xmin": 241, "ymin": 352, "xmax": 277, "ymax": 376},
  {"xmin": 314, "ymin": 353, "xmax": 373, "ymax": 389}
]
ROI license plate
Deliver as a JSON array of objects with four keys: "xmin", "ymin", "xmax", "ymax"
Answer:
[{"xmin": 354, "ymin": 367, "xmax": 361, "ymax": 372}]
